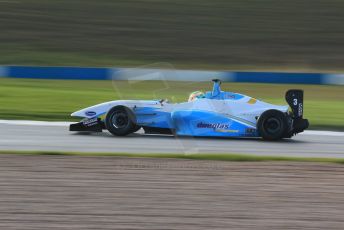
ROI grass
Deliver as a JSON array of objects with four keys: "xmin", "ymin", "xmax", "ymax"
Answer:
[
  {"xmin": 0, "ymin": 78, "xmax": 343, "ymax": 130},
  {"xmin": 1, "ymin": 0, "xmax": 344, "ymax": 71},
  {"xmin": 1, "ymin": 150, "xmax": 344, "ymax": 164}
]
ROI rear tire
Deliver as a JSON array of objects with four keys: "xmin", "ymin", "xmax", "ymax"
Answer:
[
  {"xmin": 257, "ymin": 110, "xmax": 288, "ymax": 141},
  {"xmin": 105, "ymin": 106, "xmax": 136, "ymax": 136}
]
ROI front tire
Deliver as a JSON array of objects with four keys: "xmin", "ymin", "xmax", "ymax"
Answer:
[
  {"xmin": 105, "ymin": 106, "xmax": 136, "ymax": 136},
  {"xmin": 257, "ymin": 110, "xmax": 288, "ymax": 141}
]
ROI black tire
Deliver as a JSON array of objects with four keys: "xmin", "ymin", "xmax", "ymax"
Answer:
[
  {"xmin": 105, "ymin": 106, "xmax": 136, "ymax": 136},
  {"xmin": 257, "ymin": 110, "xmax": 288, "ymax": 141}
]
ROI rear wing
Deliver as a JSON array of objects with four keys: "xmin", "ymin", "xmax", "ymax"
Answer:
[{"xmin": 285, "ymin": 89, "xmax": 304, "ymax": 118}]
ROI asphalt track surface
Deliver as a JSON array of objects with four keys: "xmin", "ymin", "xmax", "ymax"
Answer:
[
  {"xmin": 1, "ymin": 155, "xmax": 344, "ymax": 230},
  {"xmin": 0, "ymin": 120, "xmax": 343, "ymax": 158}
]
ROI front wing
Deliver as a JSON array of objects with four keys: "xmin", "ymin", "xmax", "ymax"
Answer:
[{"xmin": 69, "ymin": 118, "xmax": 105, "ymax": 132}]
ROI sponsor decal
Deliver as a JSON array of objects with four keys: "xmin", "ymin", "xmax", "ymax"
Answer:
[
  {"xmin": 226, "ymin": 94, "xmax": 236, "ymax": 99},
  {"xmin": 217, "ymin": 129, "xmax": 239, "ymax": 133},
  {"xmin": 82, "ymin": 117, "xmax": 98, "ymax": 126},
  {"xmin": 85, "ymin": 111, "xmax": 97, "ymax": 116},
  {"xmin": 298, "ymin": 103, "xmax": 303, "ymax": 117},
  {"xmin": 197, "ymin": 122, "xmax": 229, "ymax": 129}
]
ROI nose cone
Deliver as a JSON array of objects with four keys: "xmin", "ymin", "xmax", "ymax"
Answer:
[
  {"xmin": 71, "ymin": 108, "xmax": 98, "ymax": 118},
  {"xmin": 71, "ymin": 109, "xmax": 86, "ymax": 117}
]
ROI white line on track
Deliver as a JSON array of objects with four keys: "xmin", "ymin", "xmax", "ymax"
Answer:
[
  {"xmin": 0, "ymin": 120, "xmax": 343, "ymax": 137},
  {"xmin": 302, "ymin": 130, "xmax": 344, "ymax": 137},
  {"xmin": 0, "ymin": 120, "xmax": 72, "ymax": 127}
]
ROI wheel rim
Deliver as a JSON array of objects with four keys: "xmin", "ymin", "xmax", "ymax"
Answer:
[
  {"xmin": 111, "ymin": 111, "xmax": 129, "ymax": 129},
  {"xmin": 263, "ymin": 117, "xmax": 281, "ymax": 134}
]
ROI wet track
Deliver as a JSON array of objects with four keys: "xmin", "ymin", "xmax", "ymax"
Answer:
[{"xmin": 0, "ymin": 121, "xmax": 343, "ymax": 158}]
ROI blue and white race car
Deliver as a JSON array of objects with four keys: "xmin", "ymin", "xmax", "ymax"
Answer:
[{"xmin": 70, "ymin": 79, "xmax": 309, "ymax": 140}]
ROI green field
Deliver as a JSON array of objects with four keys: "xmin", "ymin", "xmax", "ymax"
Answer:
[
  {"xmin": 1, "ymin": 0, "xmax": 344, "ymax": 71},
  {"xmin": 1, "ymin": 0, "xmax": 343, "ymax": 130},
  {"xmin": 0, "ymin": 78, "xmax": 343, "ymax": 130}
]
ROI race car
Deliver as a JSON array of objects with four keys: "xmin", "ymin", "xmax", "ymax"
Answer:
[{"xmin": 70, "ymin": 79, "xmax": 309, "ymax": 140}]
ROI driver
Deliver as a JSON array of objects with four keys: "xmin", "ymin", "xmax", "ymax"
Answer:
[{"xmin": 188, "ymin": 91, "xmax": 205, "ymax": 102}]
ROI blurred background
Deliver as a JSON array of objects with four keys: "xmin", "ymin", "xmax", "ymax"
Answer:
[
  {"xmin": 1, "ymin": 2, "xmax": 344, "ymax": 230},
  {"xmin": 1, "ymin": 0, "xmax": 344, "ymax": 71},
  {"xmin": 0, "ymin": 0, "xmax": 343, "ymax": 129}
]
